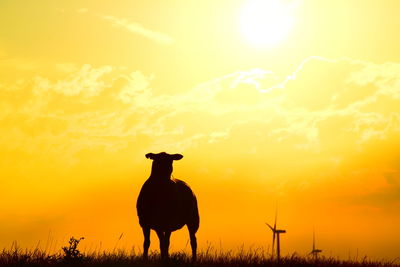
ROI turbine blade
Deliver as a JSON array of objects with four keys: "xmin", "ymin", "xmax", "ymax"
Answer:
[
  {"xmin": 274, "ymin": 208, "xmax": 277, "ymax": 230},
  {"xmin": 265, "ymin": 222, "xmax": 274, "ymax": 232}
]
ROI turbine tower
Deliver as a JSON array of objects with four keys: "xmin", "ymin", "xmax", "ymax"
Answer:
[
  {"xmin": 311, "ymin": 228, "xmax": 322, "ymax": 260},
  {"xmin": 265, "ymin": 210, "xmax": 286, "ymax": 261}
]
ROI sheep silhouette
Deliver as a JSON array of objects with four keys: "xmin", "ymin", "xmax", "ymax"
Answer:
[{"xmin": 136, "ymin": 152, "xmax": 200, "ymax": 260}]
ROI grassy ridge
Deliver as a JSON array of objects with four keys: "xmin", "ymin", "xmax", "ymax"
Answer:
[{"xmin": 1, "ymin": 247, "xmax": 399, "ymax": 267}]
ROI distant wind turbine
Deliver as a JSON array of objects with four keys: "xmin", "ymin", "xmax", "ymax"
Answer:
[
  {"xmin": 265, "ymin": 209, "xmax": 286, "ymax": 261},
  {"xmin": 310, "ymin": 228, "xmax": 322, "ymax": 260}
]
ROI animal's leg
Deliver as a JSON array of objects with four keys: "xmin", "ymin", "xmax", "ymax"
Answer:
[
  {"xmin": 142, "ymin": 227, "xmax": 150, "ymax": 259},
  {"xmin": 164, "ymin": 231, "xmax": 171, "ymax": 258},
  {"xmin": 155, "ymin": 230, "xmax": 167, "ymax": 259},
  {"xmin": 187, "ymin": 225, "xmax": 197, "ymax": 261}
]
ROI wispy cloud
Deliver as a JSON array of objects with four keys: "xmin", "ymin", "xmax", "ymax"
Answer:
[
  {"xmin": 34, "ymin": 64, "xmax": 112, "ymax": 97},
  {"xmin": 76, "ymin": 8, "xmax": 174, "ymax": 45},
  {"xmin": 101, "ymin": 15, "xmax": 174, "ymax": 45},
  {"xmin": 2, "ymin": 56, "xmax": 400, "ymax": 201}
]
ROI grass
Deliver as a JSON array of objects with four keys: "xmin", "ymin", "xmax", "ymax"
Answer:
[{"xmin": 1, "ymin": 238, "xmax": 398, "ymax": 267}]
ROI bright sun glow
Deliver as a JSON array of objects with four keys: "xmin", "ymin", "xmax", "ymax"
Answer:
[{"xmin": 239, "ymin": 0, "xmax": 295, "ymax": 47}]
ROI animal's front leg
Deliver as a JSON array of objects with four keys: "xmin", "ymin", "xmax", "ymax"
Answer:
[{"xmin": 142, "ymin": 227, "xmax": 150, "ymax": 259}]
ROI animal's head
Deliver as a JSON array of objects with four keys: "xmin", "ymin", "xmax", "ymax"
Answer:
[{"xmin": 146, "ymin": 152, "xmax": 183, "ymax": 179}]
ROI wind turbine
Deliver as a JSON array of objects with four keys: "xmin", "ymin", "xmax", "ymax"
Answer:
[
  {"xmin": 310, "ymin": 228, "xmax": 322, "ymax": 260},
  {"xmin": 265, "ymin": 210, "xmax": 286, "ymax": 261}
]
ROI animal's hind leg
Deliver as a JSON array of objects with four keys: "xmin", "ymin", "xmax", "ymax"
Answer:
[
  {"xmin": 187, "ymin": 225, "xmax": 198, "ymax": 261},
  {"xmin": 155, "ymin": 230, "xmax": 168, "ymax": 259},
  {"xmin": 142, "ymin": 227, "xmax": 150, "ymax": 259},
  {"xmin": 164, "ymin": 231, "xmax": 171, "ymax": 258}
]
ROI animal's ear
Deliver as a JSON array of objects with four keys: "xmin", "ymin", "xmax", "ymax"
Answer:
[
  {"xmin": 171, "ymin": 154, "xmax": 183, "ymax": 160},
  {"xmin": 145, "ymin": 153, "xmax": 155, "ymax": 159}
]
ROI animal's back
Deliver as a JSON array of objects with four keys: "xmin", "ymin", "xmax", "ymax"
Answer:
[{"xmin": 137, "ymin": 178, "xmax": 199, "ymax": 232}]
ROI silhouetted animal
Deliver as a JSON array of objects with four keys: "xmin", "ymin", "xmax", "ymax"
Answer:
[{"xmin": 136, "ymin": 152, "xmax": 200, "ymax": 260}]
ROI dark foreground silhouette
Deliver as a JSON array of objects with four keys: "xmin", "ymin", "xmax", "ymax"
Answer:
[
  {"xmin": 136, "ymin": 152, "xmax": 200, "ymax": 260},
  {"xmin": 2, "ymin": 245, "xmax": 399, "ymax": 267}
]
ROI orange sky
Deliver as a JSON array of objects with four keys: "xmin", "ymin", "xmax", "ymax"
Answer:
[{"xmin": 1, "ymin": 0, "xmax": 400, "ymax": 260}]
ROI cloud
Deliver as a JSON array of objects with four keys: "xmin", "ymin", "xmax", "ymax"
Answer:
[
  {"xmin": 34, "ymin": 64, "xmax": 113, "ymax": 97},
  {"xmin": 75, "ymin": 8, "xmax": 174, "ymax": 45},
  {"xmin": 101, "ymin": 15, "xmax": 174, "ymax": 45},
  {"xmin": 2, "ymin": 56, "xmax": 399, "ymax": 151},
  {"xmin": 118, "ymin": 71, "xmax": 154, "ymax": 104},
  {"xmin": 1, "ymin": 56, "xmax": 400, "ymax": 207}
]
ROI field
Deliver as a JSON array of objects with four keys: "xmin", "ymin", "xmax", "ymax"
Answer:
[{"xmin": 1, "ymin": 238, "xmax": 398, "ymax": 267}]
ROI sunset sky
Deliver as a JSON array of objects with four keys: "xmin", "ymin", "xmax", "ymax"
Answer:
[{"xmin": 1, "ymin": 0, "xmax": 400, "ymax": 260}]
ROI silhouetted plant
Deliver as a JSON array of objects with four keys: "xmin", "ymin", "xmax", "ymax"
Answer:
[{"xmin": 62, "ymin": 236, "xmax": 84, "ymax": 263}]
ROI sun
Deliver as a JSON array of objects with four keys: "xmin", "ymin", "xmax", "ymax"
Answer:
[{"xmin": 239, "ymin": 0, "xmax": 295, "ymax": 48}]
